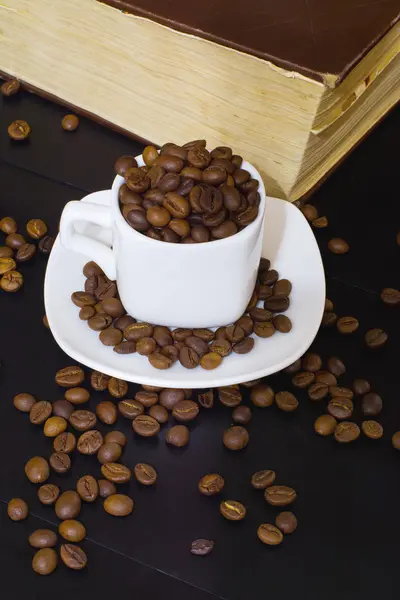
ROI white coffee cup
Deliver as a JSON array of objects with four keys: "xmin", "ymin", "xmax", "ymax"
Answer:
[{"xmin": 59, "ymin": 155, "xmax": 266, "ymax": 328}]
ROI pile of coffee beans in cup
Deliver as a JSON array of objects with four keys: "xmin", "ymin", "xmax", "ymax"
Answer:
[
  {"xmin": 71, "ymin": 257, "xmax": 293, "ymax": 370},
  {"xmin": 115, "ymin": 141, "xmax": 261, "ymax": 243}
]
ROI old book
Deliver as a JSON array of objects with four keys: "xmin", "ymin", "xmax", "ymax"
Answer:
[{"xmin": 0, "ymin": 0, "xmax": 399, "ymax": 200}]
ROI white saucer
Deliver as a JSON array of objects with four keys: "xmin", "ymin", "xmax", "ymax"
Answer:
[{"xmin": 44, "ymin": 191, "xmax": 325, "ymax": 388}]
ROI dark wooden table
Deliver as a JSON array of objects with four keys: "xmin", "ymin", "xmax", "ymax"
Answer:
[{"xmin": 0, "ymin": 86, "xmax": 399, "ymax": 600}]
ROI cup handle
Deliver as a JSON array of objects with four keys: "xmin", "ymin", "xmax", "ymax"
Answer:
[{"xmin": 60, "ymin": 199, "xmax": 116, "ymax": 281}]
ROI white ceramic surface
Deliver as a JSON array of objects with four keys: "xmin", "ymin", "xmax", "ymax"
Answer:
[
  {"xmin": 59, "ymin": 158, "xmax": 266, "ymax": 328},
  {"xmin": 45, "ymin": 191, "xmax": 325, "ymax": 389}
]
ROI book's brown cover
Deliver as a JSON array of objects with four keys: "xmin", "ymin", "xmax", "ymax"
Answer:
[{"xmin": 99, "ymin": 0, "xmax": 400, "ymax": 83}]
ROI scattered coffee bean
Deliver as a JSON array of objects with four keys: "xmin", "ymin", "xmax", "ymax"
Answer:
[
  {"xmin": 308, "ymin": 382, "xmax": 329, "ymax": 400},
  {"xmin": 50, "ymin": 452, "xmax": 71, "ymax": 474},
  {"xmin": 276, "ymin": 511, "xmax": 297, "ymax": 534},
  {"xmin": 5, "ymin": 233, "xmax": 25, "ymax": 250},
  {"xmin": 327, "ymin": 356, "xmax": 346, "ymax": 377},
  {"xmin": 97, "ymin": 442, "xmax": 122, "ymax": 464},
  {"xmin": 265, "ymin": 485, "xmax": 297, "ymax": 506},
  {"xmin": 38, "ymin": 484, "xmax": 60, "ymax": 505},
  {"xmin": 361, "ymin": 392, "xmax": 382, "ymax": 416},
  {"xmin": 69, "ymin": 410, "xmax": 97, "ymax": 431},
  {"xmin": 26, "ymin": 219, "xmax": 47, "ymax": 240},
  {"xmin": 55, "ymin": 366, "xmax": 85, "ymax": 387},
  {"xmin": 365, "ymin": 328, "xmax": 388, "ymax": 349},
  {"xmin": 32, "ymin": 548, "xmax": 57, "ymax": 575},
  {"xmin": 55, "ymin": 491, "xmax": 81, "ymax": 520},
  {"xmin": 275, "ymin": 391, "xmax": 298, "ymax": 412},
  {"xmin": 329, "ymin": 386, "xmax": 353, "ymax": 400},
  {"xmin": 104, "ymin": 494, "xmax": 134, "ymax": 516},
  {"xmin": 334, "ymin": 422, "xmax": 360, "ymax": 443},
  {"xmin": 52, "ymin": 400, "xmax": 74, "ymax": 420},
  {"xmin": 1, "ymin": 78, "xmax": 21, "ymax": 96},
  {"xmin": 30, "ymin": 400, "xmax": 52, "ymax": 424},
  {"xmin": 77, "ymin": 430, "xmax": 103, "ymax": 455},
  {"xmin": 172, "ymin": 400, "xmax": 199, "ymax": 421},
  {"xmin": 315, "ymin": 371, "xmax": 337, "ymax": 386},
  {"xmin": 0, "ymin": 245, "xmax": 14, "ymax": 258},
  {"xmin": 232, "ymin": 405, "xmax": 252, "ymax": 424},
  {"xmin": 314, "ymin": 415, "xmax": 337, "ymax": 436},
  {"xmin": 118, "ymin": 399, "xmax": 144, "ymax": 420},
  {"xmin": 328, "ymin": 238, "xmax": 349, "ymax": 254},
  {"xmin": 60, "ymin": 544, "xmax": 87, "ymax": 570},
  {"xmin": 321, "ymin": 312, "xmax": 338, "ymax": 327},
  {"xmin": 328, "ymin": 397, "xmax": 353, "ymax": 420},
  {"xmin": 0, "ymin": 270, "xmax": 23, "ymax": 291},
  {"xmin": 191, "ymin": 539, "xmax": 214, "ymax": 556},
  {"xmin": 8, "ymin": 119, "xmax": 30, "ymax": 140},
  {"xmin": 166, "ymin": 425, "xmax": 189, "ymax": 447},
  {"xmin": 292, "ymin": 371, "xmax": 315, "ymax": 388},
  {"xmin": 148, "ymin": 404, "xmax": 169, "ymax": 423},
  {"xmin": 312, "ymin": 216, "xmax": 328, "ymax": 228},
  {"xmin": 77, "ymin": 475, "xmax": 99, "ymax": 502},
  {"xmin": 223, "ymin": 426, "xmax": 249, "ymax": 450},
  {"xmin": 44, "ymin": 416, "xmax": 67, "ymax": 437},
  {"xmin": 90, "ymin": 370, "xmax": 110, "ymax": 391},
  {"xmin": 284, "ymin": 359, "xmax": 301, "ymax": 374},
  {"xmin": 25, "ymin": 456, "xmax": 50, "ymax": 483},
  {"xmin": 362, "ymin": 420, "xmax": 383, "ymax": 439},
  {"xmin": 104, "ymin": 431, "xmax": 127, "ymax": 446},
  {"xmin": 135, "ymin": 390, "xmax": 159, "ymax": 407},
  {"xmin": 220, "ymin": 500, "xmax": 246, "ymax": 521},
  {"xmin": 101, "ymin": 463, "xmax": 131, "ymax": 483},
  {"xmin": 53, "ymin": 432, "xmax": 76, "ymax": 454},
  {"xmin": 64, "ymin": 387, "xmax": 90, "ymax": 404},
  {"xmin": 381, "ymin": 287, "xmax": 400, "ymax": 307},
  {"xmin": 257, "ymin": 523, "xmax": 283, "ymax": 545},
  {"xmin": 13, "ymin": 392, "xmax": 36, "ymax": 412},
  {"xmin": 391, "ymin": 432, "xmax": 400, "ymax": 450},
  {"xmin": 337, "ymin": 316, "xmax": 359, "ymax": 334},
  {"xmin": 108, "ymin": 377, "xmax": 128, "ymax": 398},
  {"xmin": 38, "ymin": 235, "xmax": 54, "ymax": 254},
  {"xmin": 218, "ymin": 386, "xmax": 242, "ymax": 408},
  {"xmin": 7, "ymin": 498, "xmax": 28, "ymax": 521},
  {"xmin": 132, "ymin": 415, "xmax": 160, "ymax": 437},
  {"xmin": 251, "ymin": 470, "xmax": 276, "ymax": 489},
  {"xmin": 98, "ymin": 479, "xmax": 117, "ymax": 498},
  {"xmin": 302, "ymin": 353, "xmax": 322, "ymax": 373},
  {"xmin": 0, "ymin": 257, "xmax": 16, "ymax": 275},
  {"xmin": 59, "ymin": 520, "xmax": 86, "ymax": 543},
  {"xmin": 15, "ymin": 242, "xmax": 36, "ymax": 262},
  {"xmin": 61, "ymin": 114, "xmax": 80, "ymax": 131},
  {"xmin": 251, "ymin": 384, "xmax": 274, "ymax": 407},
  {"xmin": 29, "ymin": 530, "xmax": 57, "ymax": 548},
  {"xmin": 198, "ymin": 474, "xmax": 225, "ymax": 496},
  {"xmin": 352, "ymin": 379, "xmax": 371, "ymax": 395},
  {"xmin": 301, "ymin": 204, "xmax": 318, "ymax": 221},
  {"xmin": 134, "ymin": 463, "xmax": 157, "ymax": 485}
]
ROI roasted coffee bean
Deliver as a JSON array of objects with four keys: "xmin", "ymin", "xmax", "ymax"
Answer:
[
  {"xmin": 337, "ymin": 316, "xmax": 359, "ymax": 334},
  {"xmin": 250, "ymin": 308, "xmax": 273, "ymax": 323},
  {"xmin": 104, "ymin": 494, "xmax": 134, "ymax": 516},
  {"xmin": 118, "ymin": 399, "xmax": 144, "ymax": 419},
  {"xmin": 329, "ymin": 386, "xmax": 353, "ymax": 400},
  {"xmin": 179, "ymin": 346, "xmax": 200, "ymax": 369},
  {"xmin": 284, "ymin": 359, "xmax": 301, "ymax": 374},
  {"xmin": 220, "ymin": 500, "xmax": 246, "ymax": 521},
  {"xmin": 314, "ymin": 415, "xmax": 337, "ymax": 436},
  {"xmin": 52, "ymin": 400, "xmax": 74, "ymax": 420},
  {"xmin": 273, "ymin": 315, "xmax": 292, "ymax": 333},
  {"xmin": 126, "ymin": 209, "xmax": 150, "ymax": 231},
  {"xmin": 315, "ymin": 371, "xmax": 337, "ymax": 386},
  {"xmin": 191, "ymin": 539, "xmax": 214, "ymax": 556},
  {"xmin": 142, "ymin": 145, "xmax": 159, "ymax": 166},
  {"xmin": 26, "ymin": 219, "xmax": 47, "ymax": 240},
  {"xmin": 246, "ymin": 292, "xmax": 258, "ymax": 312},
  {"xmin": 312, "ymin": 216, "xmax": 328, "ymax": 228},
  {"xmin": 32, "ymin": 548, "xmax": 58, "ymax": 575},
  {"xmin": 273, "ymin": 279, "xmax": 292, "ymax": 296},
  {"xmin": 125, "ymin": 167, "xmax": 150, "ymax": 194},
  {"xmin": 161, "ymin": 345, "xmax": 180, "ymax": 363},
  {"xmin": 161, "ymin": 226, "xmax": 180, "ymax": 243},
  {"xmin": 88, "ymin": 314, "xmax": 113, "ymax": 331},
  {"xmin": 56, "ymin": 366, "xmax": 85, "ymax": 388},
  {"xmin": 79, "ymin": 306, "xmax": 96, "ymax": 320},
  {"xmin": 0, "ymin": 246, "xmax": 14, "ymax": 258},
  {"xmin": 361, "ymin": 392, "xmax": 382, "ymax": 417},
  {"xmin": 114, "ymin": 315, "xmax": 136, "ymax": 332},
  {"xmin": 209, "ymin": 338, "xmax": 232, "ymax": 357},
  {"xmin": 166, "ymin": 425, "xmax": 189, "ymax": 447},
  {"xmin": 308, "ymin": 381, "xmax": 329, "ymax": 400},
  {"xmin": 260, "ymin": 269, "xmax": 279, "ymax": 286},
  {"xmin": 14, "ymin": 392, "xmax": 36, "ymax": 412},
  {"xmin": 321, "ymin": 312, "xmax": 338, "ymax": 327},
  {"xmin": 232, "ymin": 405, "xmax": 252, "ymax": 424},
  {"xmin": 44, "ymin": 416, "xmax": 67, "ymax": 437},
  {"xmin": 76, "ymin": 475, "xmax": 99, "ymax": 502},
  {"xmin": 49, "ymin": 452, "xmax": 71, "ymax": 473},
  {"xmin": 90, "ymin": 370, "xmax": 110, "ymax": 391},
  {"xmin": 392, "ymin": 431, "xmax": 400, "ymax": 450},
  {"xmin": 185, "ymin": 336, "xmax": 209, "ymax": 357},
  {"xmin": 64, "ymin": 387, "xmax": 90, "ymax": 405},
  {"xmin": 1, "ymin": 78, "xmax": 20, "ymax": 96},
  {"xmin": 55, "ymin": 491, "xmax": 81, "ymax": 520},
  {"xmin": 114, "ymin": 155, "xmax": 138, "ymax": 176},
  {"xmin": 16, "ymin": 242, "xmax": 36, "ymax": 262},
  {"xmin": 265, "ymin": 485, "xmax": 297, "ymax": 506},
  {"xmin": 233, "ymin": 336, "xmax": 254, "ymax": 354},
  {"xmin": 53, "ymin": 432, "xmax": 76, "ymax": 454},
  {"xmin": 257, "ymin": 523, "xmax": 283, "ymax": 545},
  {"xmin": 276, "ymin": 511, "xmax": 297, "ymax": 534},
  {"xmin": 29, "ymin": 529, "xmax": 57, "ymax": 548},
  {"xmin": 254, "ymin": 321, "xmax": 276, "ymax": 337},
  {"xmin": 258, "ymin": 285, "xmax": 273, "ymax": 301},
  {"xmin": 0, "ymin": 269, "xmax": 23, "ymax": 291},
  {"xmin": 8, "ymin": 119, "xmax": 30, "ymax": 140},
  {"xmin": 163, "ymin": 192, "xmax": 190, "ymax": 218},
  {"xmin": 5, "ymin": 233, "xmax": 25, "ymax": 250},
  {"xmin": 99, "ymin": 326, "xmax": 123, "ymax": 346},
  {"xmin": 101, "ymin": 463, "xmax": 131, "ymax": 483},
  {"xmin": 77, "ymin": 430, "xmax": 103, "ymax": 454},
  {"xmin": 327, "ymin": 356, "xmax": 346, "ymax": 377},
  {"xmin": 301, "ymin": 204, "xmax": 318, "ymax": 221},
  {"xmin": 219, "ymin": 386, "xmax": 242, "ymax": 407},
  {"xmin": 159, "ymin": 388, "xmax": 184, "ymax": 410},
  {"xmin": 147, "ymin": 206, "xmax": 171, "ymax": 227},
  {"xmin": 38, "ymin": 235, "xmax": 54, "ymax": 254},
  {"xmin": 324, "ymin": 299, "xmax": 334, "ymax": 312},
  {"xmin": 200, "ymin": 352, "xmax": 223, "ymax": 370},
  {"xmin": 225, "ymin": 324, "xmax": 245, "ymax": 343},
  {"xmin": 198, "ymin": 390, "xmax": 214, "ymax": 409},
  {"xmin": 114, "ymin": 340, "xmax": 137, "ymax": 355},
  {"xmin": 235, "ymin": 316, "xmax": 253, "ymax": 336},
  {"xmin": 334, "ymin": 422, "xmax": 360, "ymax": 443},
  {"xmin": 134, "ymin": 463, "xmax": 157, "ymax": 485},
  {"xmin": 96, "ymin": 401, "xmax": 117, "ymax": 425},
  {"xmin": 61, "ymin": 113, "xmax": 79, "ymax": 131},
  {"xmin": 95, "ymin": 278, "xmax": 117, "ymax": 301},
  {"xmin": 97, "ymin": 442, "xmax": 122, "ymax": 465},
  {"xmin": 172, "ymin": 400, "xmax": 199, "ymax": 421},
  {"xmin": 362, "ymin": 420, "xmax": 383, "ymax": 439},
  {"xmin": 69, "ymin": 410, "xmax": 96, "ymax": 432},
  {"xmin": 251, "ymin": 470, "xmax": 276, "ymax": 489},
  {"xmin": 251, "ymin": 384, "xmax": 274, "ymax": 407},
  {"xmin": 0, "ymin": 217, "xmax": 17, "ymax": 234},
  {"xmin": 98, "ymin": 479, "xmax": 117, "ymax": 498},
  {"xmin": 60, "ymin": 544, "xmax": 87, "ymax": 570},
  {"xmin": 381, "ymin": 287, "xmax": 400, "ymax": 306},
  {"xmin": 352, "ymin": 378, "xmax": 371, "ymax": 396},
  {"xmin": 38, "ymin": 484, "xmax": 60, "ymax": 505},
  {"xmin": 149, "ymin": 404, "xmax": 169, "ymax": 423},
  {"xmin": 172, "ymin": 328, "xmax": 193, "ymax": 341},
  {"xmin": 223, "ymin": 426, "xmax": 249, "ymax": 450},
  {"xmin": 275, "ymin": 391, "xmax": 298, "ymax": 412},
  {"xmin": 328, "ymin": 397, "xmax": 353, "ymax": 420},
  {"xmin": 302, "ymin": 353, "xmax": 322, "ymax": 373},
  {"xmin": 292, "ymin": 371, "xmax": 314, "ymax": 388},
  {"xmin": 7, "ymin": 498, "xmax": 28, "ymax": 521},
  {"xmin": 108, "ymin": 377, "xmax": 128, "ymax": 398},
  {"xmin": 104, "ymin": 431, "xmax": 127, "ymax": 446},
  {"xmin": 59, "ymin": 520, "xmax": 86, "ymax": 543},
  {"xmin": 72, "ymin": 291, "xmax": 97, "ymax": 308},
  {"xmin": 136, "ymin": 337, "xmax": 157, "ymax": 356},
  {"xmin": 264, "ymin": 295, "xmax": 290, "ymax": 312},
  {"xmin": 124, "ymin": 322, "xmax": 153, "ymax": 341},
  {"xmin": 132, "ymin": 415, "xmax": 160, "ymax": 436},
  {"xmin": 25, "ymin": 456, "xmax": 50, "ymax": 484},
  {"xmin": 365, "ymin": 328, "xmax": 388, "ymax": 349},
  {"xmin": 328, "ymin": 238, "xmax": 349, "ymax": 254},
  {"xmin": 212, "ymin": 220, "xmax": 238, "ymax": 239},
  {"xmin": 198, "ymin": 474, "xmax": 225, "ymax": 496}
]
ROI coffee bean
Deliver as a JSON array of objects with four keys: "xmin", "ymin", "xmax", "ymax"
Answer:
[
  {"xmin": 259, "ymin": 269, "xmax": 279, "ymax": 286},
  {"xmin": 108, "ymin": 377, "xmax": 128, "ymax": 398},
  {"xmin": 276, "ymin": 511, "xmax": 297, "ymax": 534},
  {"xmin": 251, "ymin": 384, "xmax": 274, "ymax": 407},
  {"xmin": 99, "ymin": 326, "xmax": 123, "ymax": 346},
  {"xmin": 315, "ymin": 371, "xmax": 337, "ymax": 386},
  {"xmin": 314, "ymin": 415, "xmax": 337, "ymax": 436},
  {"xmin": 142, "ymin": 145, "xmax": 159, "ymax": 166},
  {"xmin": 117, "ymin": 399, "xmax": 143, "ymax": 420},
  {"xmin": 96, "ymin": 401, "xmax": 117, "ymax": 425},
  {"xmin": 26, "ymin": 219, "xmax": 47, "ymax": 240},
  {"xmin": 98, "ymin": 442, "xmax": 122, "ymax": 465},
  {"xmin": 312, "ymin": 216, "xmax": 328, "ymax": 228},
  {"xmin": 53, "ymin": 400, "xmax": 74, "ymax": 420},
  {"xmin": 352, "ymin": 379, "xmax": 371, "ymax": 395},
  {"xmin": 251, "ymin": 470, "xmax": 276, "ymax": 489},
  {"xmin": 7, "ymin": 498, "xmax": 28, "ymax": 521},
  {"xmin": 233, "ymin": 337, "xmax": 254, "ymax": 354},
  {"xmin": 208, "ymin": 339, "xmax": 232, "ymax": 357},
  {"xmin": 178, "ymin": 346, "xmax": 199, "ymax": 369},
  {"xmin": 146, "ymin": 405, "xmax": 167, "ymax": 425},
  {"xmin": 302, "ymin": 353, "xmax": 322, "ymax": 373},
  {"xmin": 15, "ymin": 242, "xmax": 36, "ymax": 262},
  {"xmin": 301, "ymin": 204, "xmax": 318, "ymax": 221},
  {"xmin": 76, "ymin": 475, "xmax": 99, "ymax": 502},
  {"xmin": 104, "ymin": 494, "xmax": 134, "ymax": 516},
  {"xmin": 197, "ymin": 390, "xmax": 214, "ymax": 409},
  {"xmin": 275, "ymin": 391, "xmax": 298, "ymax": 412},
  {"xmin": 191, "ymin": 539, "xmax": 214, "ymax": 556},
  {"xmin": 134, "ymin": 463, "xmax": 157, "ymax": 485},
  {"xmin": 334, "ymin": 422, "xmax": 360, "ymax": 443},
  {"xmin": 55, "ymin": 366, "xmax": 85, "ymax": 387},
  {"xmin": 77, "ymin": 430, "xmax": 103, "ymax": 455},
  {"xmin": 265, "ymin": 485, "xmax": 297, "ymax": 506},
  {"xmin": 88, "ymin": 314, "xmax": 113, "ymax": 331},
  {"xmin": 32, "ymin": 548, "xmax": 58, "ymax": 575},
  {"xmin": 98, "ymin": 479, "xmax": 117, "ymax": 498},
  {"xmin": 166, "ymin": 425, "xmax": 189, "ymax": 447},
  {"xmin": 29, "ymin": 529, "xmax": 57, "ymax": 548},
  {"xmin": 257, "ymin": 523, "xmax": 283, "ymax": 545},
  {"xmin": 365, "ymin": 328, "xmax": 388, "ymax": 349},
  {"xmin": 322, "ymin": 312, "xmax": 338, "ymax": 327},
  {"xmin": 381, "ymin": 287, "xmax": 400, "ymax": 306},
  {"xmin": 362, "ymin": 420, "xmax": 383, "ymax": 439},
  {"xmin": 25, "ymin": 456, "xmax": 49, "ymax": 483},
  {"xmin": 328, "ymin": 238, "xmax": 349, "ymax": 254},
  {"xmin": 273, "ymin": 279, "xmax": 292, "ymax": 296},
  {"xmin": 38, "ymin": 235, "xmax": 54, "ymax": 253},
  {"xmin": 184, "ymin": 335, "xmax": 208, "ymax": 357},
  {"xmin": 172, "ymin": 400, "xmax": 199, "ymax": 421},
  {"xmin": 0, "ymin": 217, "xmax": 17, "ymax": 234},
  {"xmin": 5, "ymin": 233, "xmax": 25, "ymax": 250},
  {"xmin": 60, "ymin": 544, "xmax": 87, "ymax": 570},
  {"xmin": 69, "ymin": 410, "xmax": 96, "ymax": 432},
  {"xmin": 13, "ymin": 392, "xmax": 36, "ymax": 412},
  {"xmin": 55, "ymin": 491, "xmax": 81, "ymax": 520},
  {"xmin": 220, "ymin": 500, "xmax": 246, "ymax": 521},
  {"xmin": 158, "ymin": 389, "xmax": 183, "ymax": 410},
  {"xmin": 392, "ymin": 432, "xmax": 400, "ymax": 450},
  {"xmin": 104, "ymin": 431, "xmax": 127, "ymax": 447},
  {"xmin": 61, "ymin": 114, "xmax": 80, "ymax": 131},
  {"xmin": 124, "ymin": 322, "xmax": 153, "ymax": 341},
  {"xmin": 53, "ymin": 432, "xmax": 76, "ymax": 454},
  {"xmin": 79, "ymin": 306, "xmax": 95, "ymax": 320},
  {"xmin": 59, "ymin": 520, "xmax": 86, "ymax": 543},
  {"xmin": 273, "ymin": 315, "xmax": 292, "ymax": 333},
  {"xmin": 0, "ymin": 246, "xmax": 14, "ymax": 258},
  {"xmin": 101, "ymin": 463, "xmax": 132, "ymax": 483},
  {"xmin": 114, "ymin": 315, "xmax": 136, "ymax": 332},
  {"xmin": 329, "ymin": 386, "xmax": 353, "ymax": 400},
  {"xmin": 198, "ymin": 474, "xmax": 225, "ymax": 496},
  {"xmin": 132, "ymin": 415, "xmax": 160, "ymax": 437},
  {"xmin": 232, "ymin": 405, "xmax": 252, "ymax": 424},
  {"xmin": 44, "ymin": 416, "xmax": 67, "ymax": 437},
  {"xmin": 328, "ymin": 397, "xmax": 353, "ymax": 420},
  {"xmin": 337, "ymin": 316, "xmax": 359, "ymax": 334},
  {"xmin": 0, "ymin": 270, "xmax": 23, "ymax": 291},
  {"xmin": 1, "ymin": 78, "xmax": 20, "ymax": 96},
  {"xmin": 223, "ymin": 426, "xmax": 249, "ymax": 450},
  {"xmin": 292, "ymin": 372, "xmax": 315, "ymax": 388},
  {"xmin": 308, "ymin": 382, "xmax": 329, "ymax": 400},
  {"xmin": 327, "ymin": 356, "xmax": 346, "ymax": 377},
  {"xmin": 90, "ymin": 370, "xmax": 110, "ymax": 391},
  {"xmin": 264, "ymin": 295, "xmax": 290, "ymax": 312},
  {"xmin": 361, "ymin": 392, "xmax": 382, "ymax": 416},
  {"xmin": 50, "ymin": 452, "xmax": 71, "ymax": 473},
  {"xmin": 218, "ymin": 386, "xmax": 242, "ymax": 408},
  {"xmin": 284, "ymin": 359, "xmax": 301, "ymax": 374},
  {"xmin": 8, "ymin": 119, "xmax": 30, "ymax": 140},
  {"xmin": 95, "ymin": 278, "xmax": 117, "ymax": 301},
  {"xmin": 38, "ymin": 484, "xmax": 60, "ymax": 505},
  {"xmin": 200, "ymin": 352, "xmax": 223, "ymax": 370}
]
